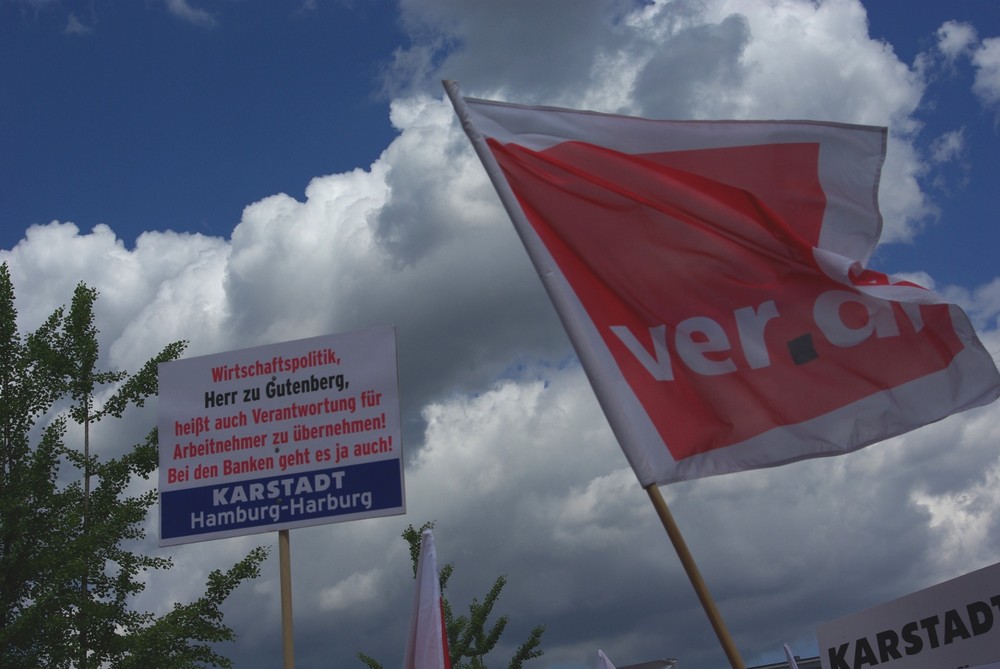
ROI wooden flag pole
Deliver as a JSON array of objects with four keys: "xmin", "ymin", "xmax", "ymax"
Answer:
[
  {"xmin": 279, "ymin": 529, "xmax": 295, "ymax": 669},
  {"xmin": 645, "ymin": 483, "xmax": 745, "ymax": 669}
]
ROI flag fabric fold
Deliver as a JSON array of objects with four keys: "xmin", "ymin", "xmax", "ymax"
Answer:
[
  {"xmin": 403, "ymin": 529, "xmax": 451, "ymax": 669},
  {"xmin": 445, "ymin": 81, "xmax": 1000, "ymax": 486}
]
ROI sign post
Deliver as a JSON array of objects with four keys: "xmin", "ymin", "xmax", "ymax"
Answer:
[
  {"xmin": 279, "ymin": 529, "xmax": 294, "ymax": 669},
  {"xmin": 158, "ymin": 326, "xmax": 406, "ymax": 666}
]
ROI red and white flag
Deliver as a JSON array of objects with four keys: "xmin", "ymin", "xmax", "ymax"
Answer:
[
  {"xmin": 446, "ymin": 81, "xmax": 1000, "ymax": 486},
  {"xmin": 403, "ymin": 530, "xmax": 451, "ymax": 669},
  {"xmin": 597, "ymin": 650, "xmax": 617, "ymax": 669},
  {"xmin": 783, "ymin": 643, "xmax": 799, "ymax": 669}
]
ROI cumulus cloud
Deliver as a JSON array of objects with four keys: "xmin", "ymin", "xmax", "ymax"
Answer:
[
  {"xmin": 928, "ymin": 19, "xmax": 1000, "ymax": 111},
  {"xmin": 164, "ymin": 0, "xmax": 216, "ymax": 27},
  {"xmin": 972, "ymin": 37, "xmax": 1000, "ymax": 107},
  {"xmin": 392, "ymin": 0, "xmax": 930, "ymax": 242},
  {"xmin": 64, "ymin": 12, "xmax": 93, "ymax": 35},
  {"xmin": 319, "ymin": 569, "xmax": 384, "ymax": 612},
  {"xmin": 936, "ymin": 20, "xmax": 978, "ymax": 61},
  {"xmin": 929, "ymin": 128, "xmax": 966, "ymax": 164},
  {"xmin": 3, "ymin": 2, "xmax": 1000, "ymax": 669}
]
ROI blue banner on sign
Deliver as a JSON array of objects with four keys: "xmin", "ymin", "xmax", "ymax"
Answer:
[{"xmin": 161, "ymin": 458, "xmax": 403, "ymax": 542}]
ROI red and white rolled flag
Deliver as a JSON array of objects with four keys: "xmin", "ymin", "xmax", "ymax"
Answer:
[
  {"xmin": 403, "ymin": 529, "xmax": 451, "ymax": 669},
  {"xmin": 783, "ymin": 643, "xmax": 799, "ymax": 669}
]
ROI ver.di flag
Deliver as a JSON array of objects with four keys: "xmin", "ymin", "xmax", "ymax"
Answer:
[
  {"xmin": 403, "ymin": 529, "xmax": 451, "ymax": 669},
  {"xmin": 445, "ymin": 81, "xmax": 1000, "ymax": 486}
]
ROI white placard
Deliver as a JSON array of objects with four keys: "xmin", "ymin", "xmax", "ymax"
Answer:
[
  {"xmin": 158, "ymin": 326, "xmax": 404, "ymax": 546},
  {"xmin": 817, "ymin": 561, "xmax": 1000, "ymax": 669}
]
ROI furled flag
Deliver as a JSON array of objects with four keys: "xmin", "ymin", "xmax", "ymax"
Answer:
[
  {"xmin": 445, "ymin": 81, "xmax": 1000, "ymax": 486},
  {"xmin": 403, "ymin": 530, "xmax": 451, "ymax": 669},
  {"xmin": 783, "ymin": 644, "xmax": 799, "ymax": 669}
]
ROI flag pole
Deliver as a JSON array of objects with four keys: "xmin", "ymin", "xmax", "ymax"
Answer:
[
  {"xmin": 645, "ymin": 483, "xmax": 745, "ymax": 669},
  {"xmin": 279, "ymin": 529, "xmax": 295, "ymax": 669}
]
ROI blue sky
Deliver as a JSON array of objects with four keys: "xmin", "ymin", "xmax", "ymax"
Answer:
[
  {"xmin": 3, "ymin": 1, "xmax": 999, "ymax": 288},
  {"xmin": 3, "ymin": 2, "xmax": 1000, "ymax": 669},
  {"xmin": 2, "ymin": 0, "xmax": 402, "ymax": 247},
  {"xmin": 863, "ymin": 1, "xmax": 1000, "ymax": 288}
]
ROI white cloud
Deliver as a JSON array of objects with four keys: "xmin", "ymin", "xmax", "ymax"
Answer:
[
  {"xmin": 936, "ymin": 20, "xmax": 978, "ymax": 61},
  {"xmin": 924, "ymin": 21, "xmax": 1000, "ymax": 112},
  {"xmin": 972, "ymin": 37, "xmax": 1000, "ymax": 108},
  {"xmin": 925, "ymin": 128, "xmax": 970, "ymax": 193},
  {"xmin": 319, "ymin": 569, "xmax": 384, "ymax": 612},
  {"xmin": 912, "ymin": 454, "xmax": 1000, "ymax": 569},
  {"xmin": 5, "ymin": 2, "xmax": 1000, "ymax": 668},
  {"xmin": 929, "ymin": 128, "xmax": 966, "ymax": 164},
  {"xmin": 548, "ymin": 468, "xmax": 646, "ymax": 547},
  {"xmin": 164, "ymin": 0, "xmax": 216, "ymax": 28},
  {"xmin": 394, "ymin": 0, "xmax": 930, "ymax": 242},
  {"xmin": 64, "ymin": 12, "xmax": 93, "ymax": 35}
]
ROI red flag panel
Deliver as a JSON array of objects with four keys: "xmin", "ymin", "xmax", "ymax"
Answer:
[{"xmin": 490, "ymin": 139, "xmax": 965, "ymax": 459}]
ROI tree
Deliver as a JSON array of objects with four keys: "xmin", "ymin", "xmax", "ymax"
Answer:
[
  {"xmin": 0, "ymin": 263, "xmax": 268, "ymax": 668},
  {"xmin": 358, "ymin": 522, "xmax": 545, "ymax": 669}
]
